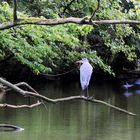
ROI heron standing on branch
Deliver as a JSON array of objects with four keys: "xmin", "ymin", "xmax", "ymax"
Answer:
[{"xmin": 76, "ymin": 58, "xmax": 93, "ymax": 97}]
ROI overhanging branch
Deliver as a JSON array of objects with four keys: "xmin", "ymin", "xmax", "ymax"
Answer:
[{"xmin": 0, "ymin": 17, "xmax": 140, "ymax": 30}]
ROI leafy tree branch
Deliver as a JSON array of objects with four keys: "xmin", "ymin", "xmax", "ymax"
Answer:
[{"xmin": 0, "ymin": 0, "xmax": 139, "ymax": 31}]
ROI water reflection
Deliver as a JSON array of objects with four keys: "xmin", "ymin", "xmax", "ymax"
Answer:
[
  {"xmin": 123, "ymin": 90, "xmax": 140, "ymax": 97},
  {"xmin": 0, "ymin": 80, "xmax": 140, "ymax": 140},
  {"xmin": 0, "ymin": 89, "xmax": 5, "ymax": 102},
  {"xmin": 123, "ymin": 91, "xmax": 133, "ymax": 97},
  {"xmin": 122, "ymin": 81, "xmax": 140, "ymax": 97}
]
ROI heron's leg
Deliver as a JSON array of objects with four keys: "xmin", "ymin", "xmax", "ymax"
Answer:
[
  {"xmin": 89, "ymin": 91, "xmax": 95, "ymax": 100},
  {"xmin": 86, "ymin": 87, "xmax": 89, "ymax": 98}
]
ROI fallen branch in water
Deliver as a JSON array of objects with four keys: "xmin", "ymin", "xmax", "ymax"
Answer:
[
  {"xmin": 0, "ymin": 77, "xmax": 136, "ymax": 116},
  {"xmin": 0, "ymin": 124, "xmax": 24, "ymax": 131}
]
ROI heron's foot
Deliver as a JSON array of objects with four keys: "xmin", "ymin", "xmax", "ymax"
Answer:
[{"xmin": 88, "ymin": 96, "xmax": 94, "ymax": 100}]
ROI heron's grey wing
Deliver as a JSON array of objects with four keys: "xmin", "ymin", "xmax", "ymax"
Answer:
[
  {"xmin": 80, "ymin": 63, "xmax": 93, "ymax": 90},
  {"xmin": 80, "ymin": 63, "xmax": 89, "ymax": 90},
  {"xmin": 86, "ymin": 64, "xmax": 93, "ymax": 85}
]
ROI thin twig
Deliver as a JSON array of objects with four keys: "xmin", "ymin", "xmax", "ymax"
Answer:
[
  {"xmin": 14, "ymin": 82, "xmax": 39, "ymax": 93},
  {"xmin": 89, "ymin": 0, "xmax": 100, "ymax": 22},
  {"xmin": 5, "ymin": 81, "xmax": 48, "ymax": 109},
  {"xmin": 92, "ymin": 98, "xmax": 136, "ymax": 116},
  {"xmin": 39, "ymin": 68, "xmax": 76, "ymax": 77},
  {"xmin": 61, "ymin": 0, "xmax": 76, "ymax": 17}
]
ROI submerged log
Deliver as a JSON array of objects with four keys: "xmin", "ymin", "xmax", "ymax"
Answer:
[{"xmin": 0, "ymin": 124, "xmax": 24, "ymax": 132}]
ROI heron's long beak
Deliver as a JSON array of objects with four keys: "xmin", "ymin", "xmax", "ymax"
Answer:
[{"xmin": 75, "ymin": 60, "xmax": 82, "ymax": 64}]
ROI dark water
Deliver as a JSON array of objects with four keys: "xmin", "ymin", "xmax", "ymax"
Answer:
[{"xmin": 0, "ymin": 80, "xmax": 140, "ymax": 140}]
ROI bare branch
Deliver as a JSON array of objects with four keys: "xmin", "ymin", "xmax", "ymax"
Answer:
[
  {"xmin": 0, "ymin": 101, "xmax": 42, "ymax": 109},
  {"xmin": 14, "ymin": 82, "xmax": 39, "ymax": 94},
  {"xmin": 0, "ymin": 77, "xmax": 26, "ymax": 95},
  {"xmin": 90, "ymin": 0, "xmax": 100, "ymax": 22},
  {"xmin": 13, "ymin": 0, "xmax": 17, "ymax": 21},
  {"xmin": 18, "ymin": 92, "xmax": 137, "ymax": 116},
  {"xmin": 0, "ymin": 77, "xmax": 136, "ymax": 116},
  {"xmin": 0, "ymin": 17, "xmax": 140, "ymax": 30}
]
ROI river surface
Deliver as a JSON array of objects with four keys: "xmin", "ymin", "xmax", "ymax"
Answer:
[{"xmin": 0, "ymin": 79, "xmax": 140, "ymax": 140}]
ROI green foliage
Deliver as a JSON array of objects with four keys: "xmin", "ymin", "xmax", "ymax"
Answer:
[
  {"xmin": 0, "ymin": 2, "xmax": 95, "ymax": 74},
  {"xmin": 0, "ymin": 2, "xmax": 12, "ymax": 22},
  {"xmin": 0, "ymin": 1, "xmax": 139, "ymax": 76},
  {"xmin": 98, "ymin": 24, "xmax": 137, "ymax": 61}
]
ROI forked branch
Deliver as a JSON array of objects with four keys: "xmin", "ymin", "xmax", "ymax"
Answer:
[{"xmin": 0, "ymin": 77, "xmax": 136, "ymax": 116}]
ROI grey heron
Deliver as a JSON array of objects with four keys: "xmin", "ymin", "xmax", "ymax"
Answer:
[{"xmin": 76, "ymin": 58, "xmax": 93, "ymax": 97}]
